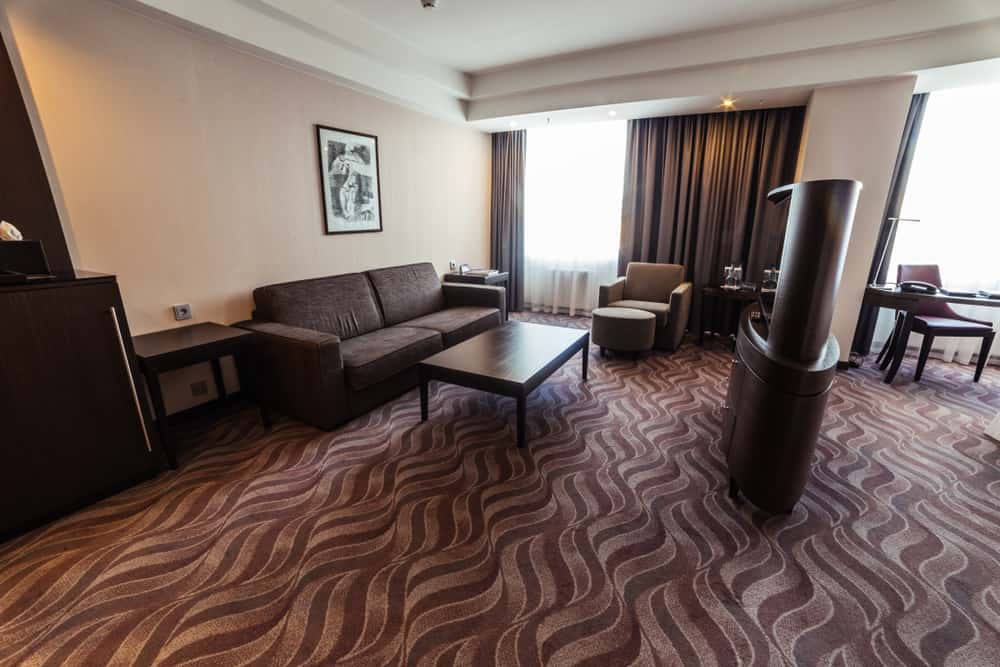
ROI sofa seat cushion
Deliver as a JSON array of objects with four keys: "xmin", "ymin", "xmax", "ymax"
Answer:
[
  {"xmin": 401, "ymin": 306, "xmax": 501, "ymax": 347},
  {"xmin": 340, "ymin": 326, "xmax": 443, "ymax": 390},
  {"xmin": 608, "ymin": 300, "xmax": 669, "ymax": 327}
]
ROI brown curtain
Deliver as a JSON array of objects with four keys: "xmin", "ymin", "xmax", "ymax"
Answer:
[
  {"xmin": 618, "ymin": 107, "xmax": 805, "ymax": 331},
  {"xmin": 850, "ymin": 94, "xmax": 929, "ymax": 356},
  {"xmin": 490, "ymin": 130, "xmax": 525, "ymax": 312}
]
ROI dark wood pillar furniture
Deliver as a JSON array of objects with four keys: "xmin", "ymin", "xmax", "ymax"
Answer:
[
  {"xmin": 698, "ymin": 285, "xmax": 758, "ymax": 347},
  {"xmin": 443, "ymin": 271, "xmax": 510, "ymax": 319},
  {"xmin": 722, "ymin": 179, "xmax": 861, "ymax": 514},
  {"xmin": 418, "ymin": 321, "xmax": 588, "ymax": 448},
  {"xmin": 0, "ymin": 272, "xmax": 158, "ymax": 540},
  {"xmin": 132, "ymin": 322, "xmax": 271, "ymax": 468},
  {"xmin": 864, "ymin": 282, "xmax": 999, "ymax": 384}
]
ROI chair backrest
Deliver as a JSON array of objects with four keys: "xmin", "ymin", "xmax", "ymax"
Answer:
[
  {"xmin": 624, "ymin": 262, "xmax": 684, "ymax": 303},
  {"xmin": 897, "ymin": 264, "xmax": 959, "ymax": 318}
]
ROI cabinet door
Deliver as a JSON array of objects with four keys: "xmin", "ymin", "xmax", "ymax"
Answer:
[{"xmin": 0, "ymin": 282, "xmax": 154, "ymax": 538}]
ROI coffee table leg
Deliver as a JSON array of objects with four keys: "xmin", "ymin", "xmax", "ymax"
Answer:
[
  {"xmin": 419, "ymin": 368, "xmax": 429, "ymax": 422},
  {"xmin": 516, "ymin": 394, "xmax": 527, "ymax": 448},
  {"xmin": 582, "ymin": 333, "xmax": 589, "ymax": 381}
]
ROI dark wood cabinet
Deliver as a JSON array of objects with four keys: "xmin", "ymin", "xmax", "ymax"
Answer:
[{"xmin": 0, "ymin": 272, "xmax": 157, "ymax": 539}]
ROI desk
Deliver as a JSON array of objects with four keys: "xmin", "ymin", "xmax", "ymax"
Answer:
[
  {"xmin": 133, "ymin": 322, "xmax": 270, "ymax": 467},
  {"xmin": 863, "ymin": 286, "xmax": 1000, "ymax": 383}
]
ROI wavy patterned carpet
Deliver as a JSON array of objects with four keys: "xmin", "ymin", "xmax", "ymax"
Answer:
[{"xmin": 2, "ymin": 313, "xmax": 1000, "ymax": 666}]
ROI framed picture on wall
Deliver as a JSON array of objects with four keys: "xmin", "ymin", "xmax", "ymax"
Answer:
[{"xmin": 316, "ymin": 125, "xmax": 383, "ymax": 235}]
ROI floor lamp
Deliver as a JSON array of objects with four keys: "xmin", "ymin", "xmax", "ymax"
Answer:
[{"xmin": 871, "ymin": 217, "xmax": 920, "ymax": 286}]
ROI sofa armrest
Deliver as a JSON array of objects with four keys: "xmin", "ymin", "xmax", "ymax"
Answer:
[
  {"xmin": 235, "ymin": 320, "xmax": 349, "ymax": 430},
  {"xmin": 442, "ymin": 283, "xmax": 507, "ymax": 320},
  {"xmin": 599, "ymin": 277, "xmax": 626, "ymax": 307},
  {"xmin": 665, "ymin": 282, "xmax": 693, "ymax": 351}
]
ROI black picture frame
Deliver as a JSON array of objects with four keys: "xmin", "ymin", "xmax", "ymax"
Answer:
[{"xmin": 316, "ymin": 124, "xmax": 384, "ymax": 235}]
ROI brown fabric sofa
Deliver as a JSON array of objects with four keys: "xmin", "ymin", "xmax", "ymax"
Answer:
[
  {"xmin": 598, "ymin": 262, "xmax": 692, "ymax": 352},
  {"xmin": 237, "ymin": 262, "xmax": 505, "ymax": 430}
]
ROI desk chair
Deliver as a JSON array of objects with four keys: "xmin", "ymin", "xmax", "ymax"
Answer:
[{"xmin": 887, "ymin": 265, "xmax": 996, "ymax": 382}]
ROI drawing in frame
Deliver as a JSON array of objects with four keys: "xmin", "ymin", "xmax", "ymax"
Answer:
[{"xmin": 316, "ymin": 125, "xmax": 383, "ymax": 235}]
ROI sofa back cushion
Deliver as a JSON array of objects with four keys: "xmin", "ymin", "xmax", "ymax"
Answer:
[
  {"xmin": 253, "ymin": 273, "xmax": 383, "ymax": 339},
  {"xmin": 624, "ymin": 262, "xmax": 684, "ymax": 303},
  {"xmin": 367, "ymin": 262, "xmax": 445, "ymax": 325}
]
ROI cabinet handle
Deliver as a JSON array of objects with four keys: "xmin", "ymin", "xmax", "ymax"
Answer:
[{"xmin": 110, "ymin": 306, "xmax": 152, "ymax": 453}]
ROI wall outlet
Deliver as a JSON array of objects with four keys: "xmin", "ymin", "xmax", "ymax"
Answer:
[
  {"xmin": 190, "ymin": 380, "xmax": 208, "ymax": 397},
  {"xmin": 449, "ymin": 260, "xmax": 458, "ymax": 272},
  {"xmin": 172, "ymin": 303, "xmax": 192, "ymax": 321}
]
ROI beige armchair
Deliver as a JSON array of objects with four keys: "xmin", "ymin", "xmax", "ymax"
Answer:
[{"xmin": 598, "ymin": 262, "xmax": 693, "ymax": 352}]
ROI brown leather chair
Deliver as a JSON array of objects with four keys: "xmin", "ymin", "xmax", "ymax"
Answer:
[
  {"xmin": 882, "ymin": 264, "xmax": 996, "ymax": 382},
  {"xmin": 598, "ymin": 262, "xmax": 693, "ymax": 352}
]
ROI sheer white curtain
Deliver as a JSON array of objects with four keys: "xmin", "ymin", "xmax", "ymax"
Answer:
[
  {"xmin": 873, "ymin": 83, "xmax": 1000, "ymax": 364},
  {"xmin": 524, "ymin": 122, "xmax": 626, "ymax": 315}
]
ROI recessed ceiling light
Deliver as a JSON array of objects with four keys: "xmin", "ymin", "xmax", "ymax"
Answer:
[
  {"xmin": 608, "ymin": 110, "xmax": 617, "ymax": 117},
  {"xmin": 721, "ymin": 97, "xmax": 736, "ymax": 109},
  {"xmin": 509, "ymin": 120, "xmax": 518, "ymax": 127}
]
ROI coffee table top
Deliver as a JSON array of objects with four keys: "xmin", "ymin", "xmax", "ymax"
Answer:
[{"xmin": 419, "ymin": 321, "xmax": 588, "ymax": 386}]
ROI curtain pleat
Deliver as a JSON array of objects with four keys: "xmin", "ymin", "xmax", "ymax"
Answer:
[
  {"xmin": 490, "ymin": 130, "xmax": 526, "ymax": 312},
  {"xmin": 618, "ymin": 107, "xmax": 805, "ymax": 333},
  {"xmin": 850, "ymin": 94, "xmax": 929, "ymax": 356}
]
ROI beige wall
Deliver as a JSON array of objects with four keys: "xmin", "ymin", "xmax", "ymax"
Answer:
[
  {"xmin": 4, "ymin": 0, "xmax": 491, "ymax": 412},
  {"xmin": 797, "ymin": 77, "xmax": 916, "ymax": 361}
]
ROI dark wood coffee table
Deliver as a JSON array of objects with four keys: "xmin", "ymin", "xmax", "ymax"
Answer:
[{"xmin": 418, "ymin": 321, "xmax": 589, "ymax": 448}]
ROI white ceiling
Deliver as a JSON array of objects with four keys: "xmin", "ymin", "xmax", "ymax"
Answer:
[
  {"xmin": 126, "ymin": 0, "xmax": 1000, "ymax": 127},
  {"xmin": 332, "ymin": 0, "xmax": 868, "ymax": 72}
]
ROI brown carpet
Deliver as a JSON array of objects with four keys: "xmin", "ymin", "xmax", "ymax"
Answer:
[{"xmin": 2, "ymin": 313, "xmax": 1000, "ymax": 666}]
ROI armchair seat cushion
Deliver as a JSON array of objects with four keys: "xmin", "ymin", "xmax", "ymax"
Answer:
[
  {"xmin": 340, "ymin": 326, "xmax": 443, "ymax": 390},
  {"xmin": 608, "ymin": 299, "xmax": 669, "ymax": 327},
  {"xmin": 401, "ymin": 306, "xmax": 501, "ymax": 347}
]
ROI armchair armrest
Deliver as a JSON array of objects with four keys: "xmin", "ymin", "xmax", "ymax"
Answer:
[
  {"xmin": 665, "ymin": 282, "xmax": 693, "ymax": 351},
  {"xmin": 599, "ymin": 277, "xmax": 626, "ymax": 308},
  {"xmin": 442, "ymin": 283, "xmax": 507, "ymax": 320},
  {"xmin": 235, "ymin": 320, "xmax": 348, "ymax": 430}
]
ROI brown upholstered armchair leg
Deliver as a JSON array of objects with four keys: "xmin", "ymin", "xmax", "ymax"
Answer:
[
  {"xmin": 975, "ymin": 331, "xmax": 996, "ymax": 383},
  {"xmin": 914, "ymin": 334, "xmax": 935, "ymax": 382}
]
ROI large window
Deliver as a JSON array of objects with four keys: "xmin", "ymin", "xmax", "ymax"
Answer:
[
  {"xmin": 524, "ymin": 121, "xmax": 626, "ymax": 314},
  {"xmin": 877, "ymin": 82, "xmax": 1000, "ymax": 363}
]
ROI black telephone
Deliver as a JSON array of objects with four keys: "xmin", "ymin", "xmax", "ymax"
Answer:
[{"xmin": 899, "ymin": 280, "xmax": 938, "ymax": 295}]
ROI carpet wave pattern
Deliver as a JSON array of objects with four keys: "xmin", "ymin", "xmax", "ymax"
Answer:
[{"xmin": 1, "ymin": 313, "xmax": 1000, "ymax": 665}]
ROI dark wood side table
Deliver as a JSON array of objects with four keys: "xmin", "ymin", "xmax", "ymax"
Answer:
[
  {"xmin": 698, "ymin": 286, "xmax": 758, "ymax": 346},
  {"xmin": 443, "ymin": 271, "xmax": 511, "ymax": 319},
  {"xmin": 132, "ymin": 322, "xmax": 270, "ymax": 468}
]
